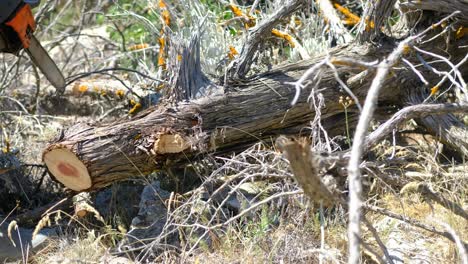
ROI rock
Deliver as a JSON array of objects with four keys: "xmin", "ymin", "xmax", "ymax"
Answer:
[
  {"xmin": 94, "ymin": 182, "xmax": 143, "ymax": 228},
  {"xmin": 121, "ymin": 181, "xmax": 171, "ymax": 249},
  {"xmin": 0, "ymin": 220, "xmax": 57, "ymax": 262}
]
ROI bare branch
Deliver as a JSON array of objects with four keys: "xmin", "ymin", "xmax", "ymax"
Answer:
[
  {"xmin": 228, "ymin": 0, "xmax": 306, "ymax": 79},
  {"xmin": 365, "ymin": 103, "xmax": 468, "ymax": 149}
]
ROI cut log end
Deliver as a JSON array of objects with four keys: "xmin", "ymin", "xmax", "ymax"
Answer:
[
  {"xmin": 43, "ymin": 147, "xmax": 91, "ymax": 191},
  {"xmin": 154, "ymin": 134, "xmax": 190, "ymax": 154}
]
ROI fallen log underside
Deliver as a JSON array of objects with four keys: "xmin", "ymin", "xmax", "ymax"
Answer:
[{"xmin": 43, "ymin": 23, "xmax": 468, "ymax": 192}]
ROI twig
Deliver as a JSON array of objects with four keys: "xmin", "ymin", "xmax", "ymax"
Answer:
[
  {"xmin": 362, "ymin": 216, "xmax": 395, "ymax": 264},
  {"xmin": 365, "ymin": 103, "xmax": 468, "ymax": 149},
  {"xmin": 439, "ymin": 221, "xmax": 468, "ymax": 264},
  {"xmin": 66, "ymin": 67, "xmax": 164, "ymax": 85}
]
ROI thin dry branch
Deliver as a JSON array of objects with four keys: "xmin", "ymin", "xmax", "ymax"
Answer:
[
  {"xmin": 362, "ymin": 216, "xmax": 395, "ymax": 264},
  {"xmin": 365, "ymin": 103, "xmax": 468, "ymax": 149},
  {"xmin": 439, "ymin": 222, "xmax": 468, "ymax": 264},
  {"xmin": 228, "ymin": 0, "xmax": 306, "ymax": 79}
]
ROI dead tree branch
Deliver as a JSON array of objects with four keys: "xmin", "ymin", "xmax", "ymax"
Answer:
[
  {"xmin": 365, "ymin": 103, "xmax": 468, "ymax": 149},
  {"xmin": 228, "ymin": 0, "xmax": 306, "ymax": 79}
]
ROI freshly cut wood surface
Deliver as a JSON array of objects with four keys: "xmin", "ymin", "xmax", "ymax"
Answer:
[{"xmin": 43, "ymin": 147, "xmax": 91, "ymax": 191}]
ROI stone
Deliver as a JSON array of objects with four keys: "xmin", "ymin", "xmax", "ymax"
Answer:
[{"xmin": 0, "ymin": 220, "xmax": 57, "ymax": 262}]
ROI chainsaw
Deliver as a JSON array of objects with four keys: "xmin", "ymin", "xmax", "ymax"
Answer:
[{"xmin": 0, "ymin": 0, "xmax": 65, "ymax": 90}]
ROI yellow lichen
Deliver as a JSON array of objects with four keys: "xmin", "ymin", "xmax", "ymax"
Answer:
[
  {"xmin": 115, "ymin": 89, "xmax": 125, "ymax": 98},
  {"xmin": 271, "ymin": 29, "xmax": 295, "ymax": 48},
  {"xmin": 333, "ymin": 2, "xmax": 360, "ymax": 26},
  {"xmin": 228, "ymin": 45, "xmax": 238, "ymax": 60},
  {"xmin": 156, "ymin": 84, "xmax": 165, "ymax": 91},
  {"xmin": 158, "ymin": 0, "xmax": 167, "ymax": 8},
  {"xmin": 402, "ymin": 44, "xmax": 412, "ymax": 55},
  {"xmin": 456, "ymin": 26, "xmax": 467, "ymax": 39},
  {"xmin": 129, "ymin": 103, "xmax": 142, "ymax": 115},
  {"xmin": 365, "ymin": 17, "xmax": 375, "ymax": 31},
  {"xmin": 430, "ymin": 85, "xmax": 439, "ymax": 96},
  {"xmin": 228, "ymin": 3, "xmax": 256, "ymax": 29},
  {"xmin": 162, "ymin": 9, "xmax": 171, "ymax": 26},
  {"xmin": 128, "ymin": 43, "xmax": 149, "ymax": 51},
  {"xmin": 78, "ymin": 84, "xmax": 88, "ymax": 93}
]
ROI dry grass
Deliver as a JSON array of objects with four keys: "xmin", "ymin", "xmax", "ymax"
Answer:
[{"xmin": 34, "ymin": 231, "xmax": 107, "ymax": 264}]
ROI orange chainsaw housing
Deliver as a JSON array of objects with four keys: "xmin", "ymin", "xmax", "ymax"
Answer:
[{"xmin": 6, "ymin": 4, "xmax": 36, "ymax": 48}]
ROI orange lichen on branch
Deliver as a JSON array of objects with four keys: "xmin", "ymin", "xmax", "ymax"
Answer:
[
  {"xmin": 333, "ymin": 2, "xmax": 360, "ymax": 25},
  {"xmin": 115, "ymin": 89, "xmax": 125, "ymax": 98},
  {"xmin": 271, "ymin": 29, "xmax": 296, "ymax": 48},
  {"xmin": 162, "ymin": 9, "xmax": 171, "ymax": 26},
  {"xmin": 156, "ymin": 84, "xmax": 165, "ymax": 91},
  {"xmin": 430, "ymin": 85, "xmax": 439, "ymax": 96},
  {"xmin": 158, "ymin": 0, "xmax": 171, "ymax": 26},
  {"xmin": 229, "ymin": 3, "xmax": 244, "ymax": 17},
  {"xmin": 228, "ymin": 3, "xmax": 256, "ymax": 28},
  {"xmin": 158, "ymin": 36, "xmax": 166, "ymax": 68},
  {"xmin": 364, "ymin": 16, "xmax": 375, "ymax": 31},
  {"xmin": 70, "ymin": 81, "xmax": 131, "ymax": 99},
  {"xmin": 456, "ymin": 26, "xmax": 468, "ymax": 39},
  {"xmin": 128, "ymin": 43, "xmax": 149, "ymax": 51},
  {"xmin": 158, "ymin": 36, "xmax": 166, "ymax": 49},
  {"xmin": 156, "ymin": 0, "xmax": 170, "ymax": 70},
  {"xmin": 158, "ymin": 0, "xmax": 167, "ymax": 8},
  {"xmin": 402, "ymin": 44, "xmax": 412, "ymax": 55},
  {"xmin": 227, "ymin": 45, "xmax": 238, "ymax": 60},
  {"xmin": 158, "ymin": 54, "xmax": 166, "ymax": 67},
  {"xmin": 78, "ymin": 83, "xmax": 89, "ymax": 93},
  {"xmin": 129, "ymin": 102, "xmax": 142, "ymax": 115},
  {"xmin": 330, "ymin": 57, "xmax": 366, "ymax": 70}
]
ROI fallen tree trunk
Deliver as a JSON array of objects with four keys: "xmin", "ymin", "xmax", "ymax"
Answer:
[
  {"xmin": 40, "ymin": 45, "xmax": 378, "ymax": 191},
  {"xmin": 43, "ymin": 4, "xmax": 468, "ymax": 192}
]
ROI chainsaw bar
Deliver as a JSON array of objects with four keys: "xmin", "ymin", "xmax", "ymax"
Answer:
[{"xmin": 26, "ymin": 35, "xmax": 66, "ymax": 92}]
